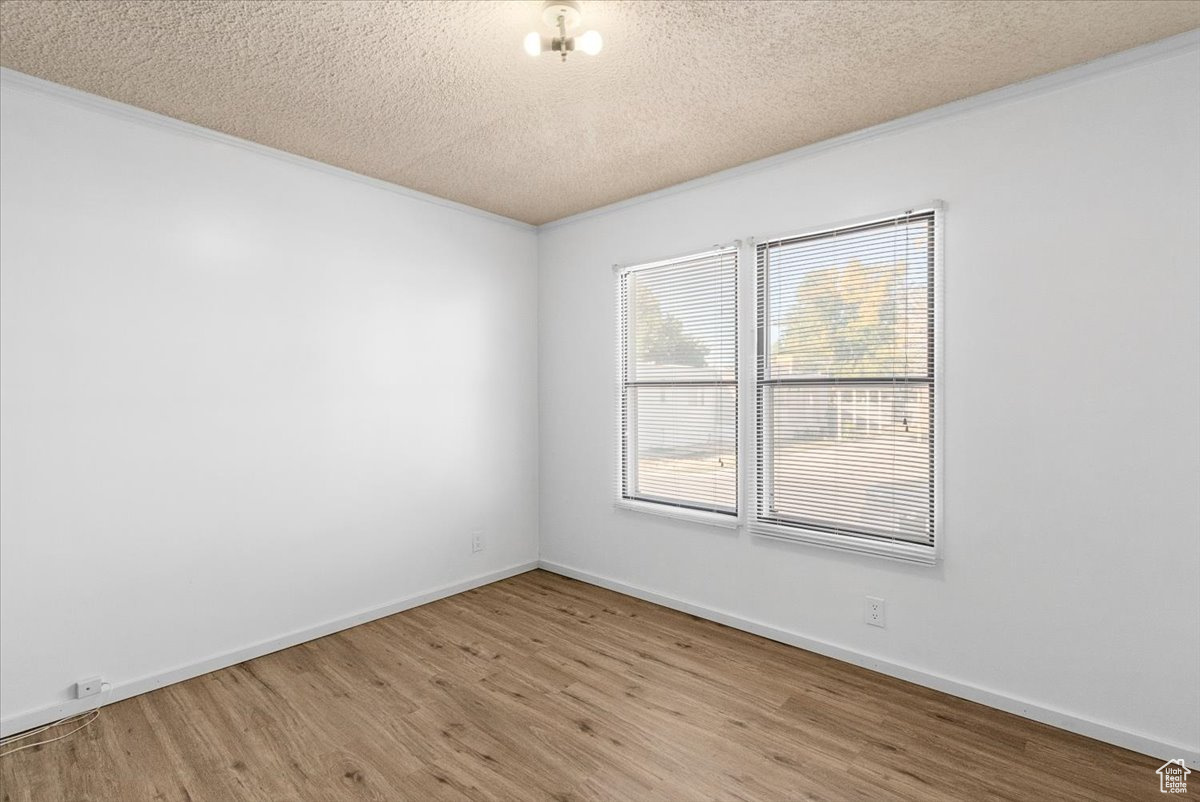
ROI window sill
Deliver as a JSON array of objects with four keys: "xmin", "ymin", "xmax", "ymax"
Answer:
[
  {"xmin": 614, "ymin": 498, "xmax": 740, "ymax": 529},
  {"xmin": 749, "ymin": 521, "xmax": 937, "ymax": 565}
]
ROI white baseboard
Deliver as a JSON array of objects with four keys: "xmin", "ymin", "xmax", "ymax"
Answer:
[
  {"xmin": 538, "ymin": 559, "xmax": 1199, "ymax": 765},
  {"xmin": 0, "ymin": 561, "xmax": 538, "ymax": 738},
  {"xmin": 8, "ymin": 558, "xmax": 1194, "ymax": 764}
]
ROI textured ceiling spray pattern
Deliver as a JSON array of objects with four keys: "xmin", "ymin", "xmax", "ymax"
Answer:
[{"xmin": 1, "ymin": 0, "xmax": 1197, "ymax": 224}]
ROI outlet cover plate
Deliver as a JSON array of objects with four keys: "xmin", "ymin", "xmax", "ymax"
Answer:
[
  {"xmin": 75, "ymin": 677, "xmax": 103, "ymax": 698},
  {"xmin": 865, "ymin": 596, "xmax": 886, "ymax": 628}
]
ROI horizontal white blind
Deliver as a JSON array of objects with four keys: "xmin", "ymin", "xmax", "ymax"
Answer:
[
  {"xmin": 617, "ymin": 249, "xmax": 738, "ymax": 516},
  {"xmin": 756, "ymin": 211, "xmax": 936, "ymax": 549}
]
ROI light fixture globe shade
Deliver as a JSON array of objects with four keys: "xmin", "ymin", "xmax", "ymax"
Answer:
[
  {"xmin": 577, "ymin": 29, "xmax": 603, "ymax": 55},
  {"xmin": 523, "ymin": 31, "xmax": 542, "ymax": 57}
]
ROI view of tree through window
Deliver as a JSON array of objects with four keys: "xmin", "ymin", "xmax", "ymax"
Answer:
[
  {"xmin": 756, "ymin": 212, "xmax": 936, "ymax": 547},
  {"xmin": 635, "ymin": 282, "xmax": 710, "ymax": 369},
  {"xmin": 774, "ymin": 261, "xmax": 925, "ymax": 377}
]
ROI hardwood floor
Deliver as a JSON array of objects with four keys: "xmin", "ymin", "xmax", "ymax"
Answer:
[{"xmin": 0, "ymin": 570, "xmax": 1185, "ymax": 801}]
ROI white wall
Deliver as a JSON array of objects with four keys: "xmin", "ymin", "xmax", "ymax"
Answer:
[
  {"xmin": 538, "ymin": 45, "xmax": 1200, "ymax": 759},
  {"xmin": 0, "ymin": 78, "xmax": 539, "ymax": 733},
  {"xmin": 2, "ymin": 36, "xmax": 1197, "ymax": 760}
]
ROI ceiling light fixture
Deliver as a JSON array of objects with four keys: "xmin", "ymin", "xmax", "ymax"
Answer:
[{"xmin": 524, "ymin": 1, "xmax": 602, "ymax": 62}]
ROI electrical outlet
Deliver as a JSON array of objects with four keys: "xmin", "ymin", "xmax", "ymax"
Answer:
[
  {"xmin": 471, "ymin": 530, "xmax": 484, "ymax": 553},
  {"xmin": 865, "ymin": 596, "xmax": 886, "ymax": 628},
  {"xmin": 75, "ymin": 676, "xmax": 103, "ymax": 699}
]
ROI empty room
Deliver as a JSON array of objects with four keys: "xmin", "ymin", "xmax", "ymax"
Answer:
[{"xmin": 1, "ymin": 1, "xmax": 1198, "ymax": 799}]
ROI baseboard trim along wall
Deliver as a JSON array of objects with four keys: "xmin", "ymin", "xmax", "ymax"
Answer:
[
  {"xmin": 6, "ymin": 558, "xmax": 1194, "ymax": 762},
  {"xmin": 0, "ymin": 561, "xmax": 539, "ymax": 739},
  {"xmin": 537, "ymin": 560, "xmax": 1200, "ymax": 765}
]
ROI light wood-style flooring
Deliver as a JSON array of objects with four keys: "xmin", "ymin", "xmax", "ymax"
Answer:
[{"xmin": 0, "ymin": 570, "xmax": 1184, "ymax": 801}]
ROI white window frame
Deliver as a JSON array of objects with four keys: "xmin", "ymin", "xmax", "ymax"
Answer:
[
  {"xmin": 614, "ymin": 245, "xmax": 742, "ymax": 529},
  {"xmin": 747, "ymin": 203, "xmax": 944, "ymax": 564}
]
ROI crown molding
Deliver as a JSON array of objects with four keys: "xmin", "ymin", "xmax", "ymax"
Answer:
[
  {"xmin": 539, "ymin": 28, "xmax": 1200, "ymax": 231},
  {"xmin": 3, "ymin": 27, "xmax": 1196, "ymax": 235},
  {"xmin": 0, "ymin": 67, "xmax": 536, "ymax": 233}
]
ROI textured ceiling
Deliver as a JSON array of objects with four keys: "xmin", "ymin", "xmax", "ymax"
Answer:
[{"xmin": 1, "ymin": 1, "xmax": 1198, "ymax": 225}]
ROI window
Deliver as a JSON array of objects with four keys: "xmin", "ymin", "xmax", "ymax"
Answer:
[
  {"xmin": 753, "ymin": 209, "xmax": 939, "ymax": 562},
  {"xmin": 616, "ymin": 248, "xmax": 738, "ymax": 522}
]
